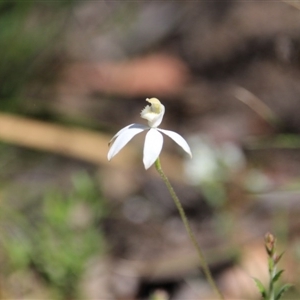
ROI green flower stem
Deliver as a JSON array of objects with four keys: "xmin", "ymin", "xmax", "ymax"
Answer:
[{"xmin": 154, "ymin": 157, "xmax": 224, "ymax": 300}]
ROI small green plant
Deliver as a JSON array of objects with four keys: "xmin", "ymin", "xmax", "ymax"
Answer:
[{"xmin": 254, "ymin": 232, "xmax": 292, "ymax": 300}]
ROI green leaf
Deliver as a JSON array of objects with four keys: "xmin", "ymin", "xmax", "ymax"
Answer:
[
  {"xmin": 253, "ymin": 278, "xmax": 267, "ymax": 299},
  {"xmin": 273, "ymin": 270, "xmax": 284, "ymax": 283},
  {"xmin": 275, "ymin": 284, "xmax": 293, "ymax": 300},
  {"xmin": 274, "ymin": 251, "xmax": 285, "ymax": 264}
]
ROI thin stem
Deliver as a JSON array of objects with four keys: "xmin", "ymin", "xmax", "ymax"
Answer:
[
  {"xmin": 268, "ymin": 258, "xmax": 276, "ymax": 300},
  {"xmin": 155, "ymin": 157, "xmax": 224, "ymax": 300}
]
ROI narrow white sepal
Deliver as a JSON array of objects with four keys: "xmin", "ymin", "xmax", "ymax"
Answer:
[
  {"xmin": 143, "ymin": 128, "xmax": 163, "ymax": 169},
  {"xmin": 108, "ymin": 123, "xmax": 132, "ymax": 146},
  {"xmin": 108, "ymin": 124, "xmax": 147, "ymax": 160},
  {"xmin": 158, "ymin": 129, "xmax": 192, "ymax": 158}
]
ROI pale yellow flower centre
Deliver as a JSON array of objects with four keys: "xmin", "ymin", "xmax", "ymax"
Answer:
[{"xmin": 140, "ymin": 98, "xmax": 165, "ymax": 127}]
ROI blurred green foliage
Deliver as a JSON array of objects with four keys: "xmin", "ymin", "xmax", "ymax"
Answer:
[
  {"xmin": 0, "ymin": 171, "xmax": 107, "ymax": 299},
  {"xmin": 0, "ymin": 0, "xmax": 74, "ymax": 111}
]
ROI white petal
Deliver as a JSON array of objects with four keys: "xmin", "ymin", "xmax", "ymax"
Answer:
[
  {"xmin": 109, "ymin": 123, "xmax": 142, "ymax": 145},
  {"xmin": 108, "ymin": 124, "xmax": 148, "ymax": 160},
  {"xmin": 143, "ymin": 129, "xmax": 163, "ymax": 169},
  {"xmin": 158, "ymin": 129, "xmax": 192, "ymax": 158}
]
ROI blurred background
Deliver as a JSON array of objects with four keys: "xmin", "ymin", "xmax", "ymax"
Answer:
[{"xmin": 1, "ymin": 0, "xmax": 300, "ymax": 299}]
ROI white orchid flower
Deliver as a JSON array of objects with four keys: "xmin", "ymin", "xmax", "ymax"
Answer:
[{"xmin": 108, "ymin": 98, "xmax": 192, "ymax": 169}]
